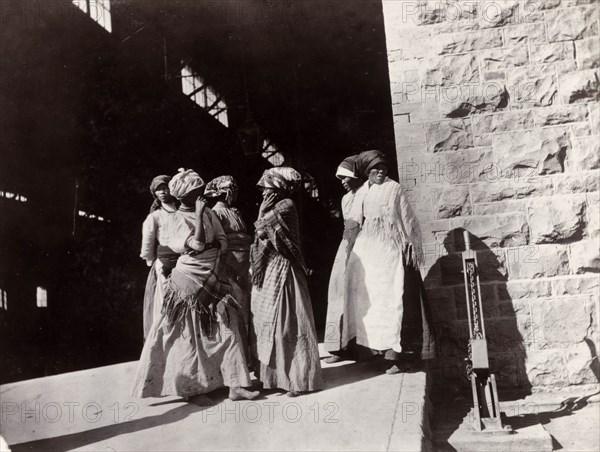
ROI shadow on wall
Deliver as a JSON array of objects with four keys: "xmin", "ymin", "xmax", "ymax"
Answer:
[{"xmin": 423, "ymin": 228, "xmax": 533, "ymax": 400}]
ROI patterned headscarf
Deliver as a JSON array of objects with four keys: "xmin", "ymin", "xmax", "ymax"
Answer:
[
  {"xmin": 168, "ymin": 168, "xmax": 205, "ymax": 200},
  {"xmin": 257, "ymin": 167, "xmax": 302, "ymax": 195},
  {"xmin": 354, "ymin": 150, "xmax": 387, "ymax": 179},
  {"xmin": 335, "ymin": 156, "xmax": 358, "ymax": 180},
  {"xmin": 204, "ymin": 175, "xmax": 238, "ymax": 204},
  {"xmin": 149, "ymin": 175, "xmax": 171, "ymax": 197}
]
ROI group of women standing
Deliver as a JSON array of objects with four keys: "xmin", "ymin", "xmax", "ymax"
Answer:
[
  {"xmin": 134, "ymin": 166, "xmax": 321, "ymax": 400},
  {"xmin": 133, "ymin": 149, "xmax": 424, "ymax": 402}
]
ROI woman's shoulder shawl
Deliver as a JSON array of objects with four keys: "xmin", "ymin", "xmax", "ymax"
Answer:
[
  {"xmin": 391, "ymin": 180, "xmax": 424, "ymax": 267},
  {"xmin": 254, "ymin": 198, "xmax": 306, "ymax": 271}
]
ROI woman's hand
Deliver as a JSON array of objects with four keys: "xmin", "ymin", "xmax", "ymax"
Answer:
[
  {"xmin": 259, "ymin": 193, "xmax": 278, "ymax": 217},
  {"xmin": 186, "ymin": 237, "xmax": 206, "ymax": 252},
  {"xmin": 196, "ymin": 197, "xmax": 207, "ymax": 213}
]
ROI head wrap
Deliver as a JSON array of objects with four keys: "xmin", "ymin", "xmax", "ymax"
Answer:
[
  {"xmin": 168, "ymin": 168, "xmax": 205, "ymax": 200},
  {"xmin": 354, "ymin": 150, "xmax": 387, "ymax": 179},
  {"xmin": 204, "ymin": 175, "xmax": 238, "ymax": 204},
  {"xmin": 149, "ymin": 175, "xmax": 171, "ymax": 197},
  {"xmin": 335, "ymin": 156, "xmax": 358, "ymax": 180},
  {"xmin": 257, "ymin": 167, "xmax": 302, "ymax": 195}
]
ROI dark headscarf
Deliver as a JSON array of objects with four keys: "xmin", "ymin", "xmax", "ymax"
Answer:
[
  {"xmin": 354, "ymin": 150, "xmax": 387, "ymax": 179},
  {"xmin": 149, "ymin": 175, "xmax": 172, "ymax": 213}
]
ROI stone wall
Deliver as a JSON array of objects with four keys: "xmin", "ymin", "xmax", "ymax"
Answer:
[{"xmin": 381, "ymin": 0, "xmax": 599, "ymax": 390}]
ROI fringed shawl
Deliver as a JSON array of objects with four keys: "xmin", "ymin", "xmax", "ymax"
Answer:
[
  {"xmin": 359, "ymin": 178, "xmax": 424, "ymax": 268},
  {"xmin": 161, "ymin": 209, "xmax": 236, "ymax": 339},
  {"xmin": 251, "ymin": 198, "xmax": 307, "ymax": 288}
]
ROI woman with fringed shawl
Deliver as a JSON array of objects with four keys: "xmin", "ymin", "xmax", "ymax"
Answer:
[
  {"xmin": 132, "ymin": 169, "xmax": 259, "ymax": 401},
  {"xmin": 204, "ymin": 176, "xmax": 252, "ymax": 336},
  {"xmin": 250, "ymin": 167, "xmax": 323, "ymax": 397},
  {"xmin": 324, "ymin": 156, "xmax": 366, "ymax": 362},
  {"xmin": 140, "ymin": 175, "xmax": 179, "ymax": 339},
  {"xmin": 345, "ymin": 151, "xmax": 426, "ymax": 374}
]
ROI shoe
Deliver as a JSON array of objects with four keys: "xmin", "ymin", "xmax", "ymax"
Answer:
[
  {"xmin": 287, "ymin": 391, "xmax": 300, "ymax": 397},
  {"xmin": 229, "ymin": 387, "xmax": 260, "ymax": 401},
  {"xmin": 324, "ymin": 355, "xmax": 343, "ymax": 364}
]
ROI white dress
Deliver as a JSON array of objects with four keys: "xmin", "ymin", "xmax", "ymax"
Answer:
[
  {"xmin": 324, "ymin": 189, "xmax": 365, "ymax": 352},
  {"xmin": 345, "ymin": 178, "xmax": 422, "ymax": 352}
]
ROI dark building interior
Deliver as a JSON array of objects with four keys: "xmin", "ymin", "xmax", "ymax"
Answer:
[{"xmin": 0, "ymin": 0, "xmax": 396, "ymax": 383}]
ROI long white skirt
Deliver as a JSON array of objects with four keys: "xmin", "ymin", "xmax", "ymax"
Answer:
[{"xmin": 346, "ymin": 231, "xmax": 405, "ymax": 352}]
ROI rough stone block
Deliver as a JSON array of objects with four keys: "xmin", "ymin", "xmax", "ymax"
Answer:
[
  {"xmin": 493, "ymin": 351, "xmax": 528, "ymax": 388},
  {"xmin": 508, "ymin": 245, "xmax": 569, "ymax": 279},
  {"xmin": 559, "ymin": 68, "xmax": 600, "ymax": 104},
  {"xmin": 426, "ymin": 119, "xmax": 474, "ymax": 152},
  {"xmin": 409, "ymin": 148, "xmax": 495, "ymax": 187},
  {"xmin": 566, "ymin": 136, "xmax": 600, "ymax": 171},
  {"xmin": 527, "ymin": 196, "xmax": 587, "ymax": 244},
  {"xmin": 524, "ymin": 0, "xmax": 598, "ymax": 10},
  {"xmin": 474, "ymin": 201, "xmax": 526, "ymax": 216},
  {"xmin": 495, "ymin": 128, "xmax": 571, "ymax": 176},
  {"xmin": 432, "ymin": 185, "xmax": 472, "ymax": 219},
  {"xmin": 426, "ymin": 286, "xmax": 457, "ymax": 321},
  {"xmin": 553, "ymin": 171, "xmax": 600, "ymax": 194},
  {"xmin": 553, "ymin": 276, "xmax": 599, "ymax": 296},
  {"xmin": 565, "ymin": 342, "xmax": 598, "ymax": 385},
  {"xmin": 576, "ymin": 37, "xmax": 600, "ymax": 70},
  {"xmin": 482, "ymin": 46, "xmax": 529, "ymax": 71},
  {"xmin": 394, "ymin": 123, "xmax": 427, "ymax": 148},
  {"xmin": 497, "ymin": 299, "xmax": 531, "ymax": 318},
  {"xmin": 434, "ymin": 29, "xmax": 503, "ymax": 55},
  {"xmin": 508, "ymin": 68, "xmax": 557, "ymax": 108},
  {"xmin": 473, "ymin": 110, "xmax": 534, "ymax": 134},
  {"xmin": 587, "ymin": 192, "xmax": 599, "ymax": 239},
  {"xmin": 530, "ymin": 42, "xmax": 574, "ymax": 64},
  {"xmin": 470, "ymin": 178, "xmax": 554, "ymax": 203},
  {"xmin": 440, "ymin": 83, "xmax": 510, "ymax": 118},
  {"xmin": 424, "ymin": 54, "xmax": 480, "ymax": 87},
  {"xmin": 416, "ymin": 0, "xmax": 479, "ymax": 26},
  {"xmin": 531, "ymin": 298, "xmax": 592, "ymax": 349},
  {"xmin": 532, "ymin": 104, "xmax": 589, "ymax": 126},
  {"xmin": 569, "ymin": 240, "xmax": 600, "ymax": 273},
  {"xmin": 487, "ymin": 317, "xmax": 532, "ymax": 354},
  {"xmin": 547, "ymin": 5, "xmax": 599, "ymax": 42},
  {"xmin": 504, "ymin": 23, "xmax": 547, "ymax": 45},
  {"xmin": 498, "ymin": 280, "xmax": 552, "ymax": 301},
  {"xmin": 480, "ymin": 0, "xmax": 519, "ymax": 28},
  {"xmin": 452, "ymin": 214, "xmax": 529, "ymax": 249},
  {"xmin": 525, "ymin": 349, "xmax": 568, "ymax": 387},
  {"xmin": 589, "ymin": 101, "xmax": 599, "ymax": 134}
]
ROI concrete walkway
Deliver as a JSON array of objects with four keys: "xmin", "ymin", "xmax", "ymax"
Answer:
[{"xmin": 0, "ymin": 346, "xmax": 429, "ymax": 451}]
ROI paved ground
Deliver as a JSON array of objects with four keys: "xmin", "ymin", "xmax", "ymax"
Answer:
[
  {"xmin": 431, "ymin": 387, "xmax": 600, "ymax": 452},
  {"xmin": 0, "ymin": 345, "xmax": 429, "ymax": 452}
]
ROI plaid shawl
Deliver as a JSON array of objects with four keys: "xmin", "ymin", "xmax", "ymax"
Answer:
[{"xmin": 250, "ymin": 198, "xmax": 307, "ymax": 289}]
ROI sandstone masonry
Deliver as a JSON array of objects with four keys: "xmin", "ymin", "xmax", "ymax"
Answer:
[{"xmin": 382, "ymin": 0, "xmax": 599, "ymax": 390}]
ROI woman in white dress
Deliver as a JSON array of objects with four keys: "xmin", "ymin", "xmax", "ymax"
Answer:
[
  {"xmin": 140, "ymin": 175, "xmax": 178, "ymax": 338},
  {"xmin": 324, "ymin": 156, "xmax": 365, "ymax": 363},
  {"xmin": 345, "ymin": 150, "xmax": 423, "ymax": 373}
]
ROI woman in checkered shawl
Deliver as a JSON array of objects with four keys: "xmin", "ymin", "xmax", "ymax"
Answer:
[
  {"xmin": 250, "ymin": 167, "xmax": 323, "ymax": 396},
  {"xmin": 133, "ymin": 169, "xmax": 259, "ymax": 401}
]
